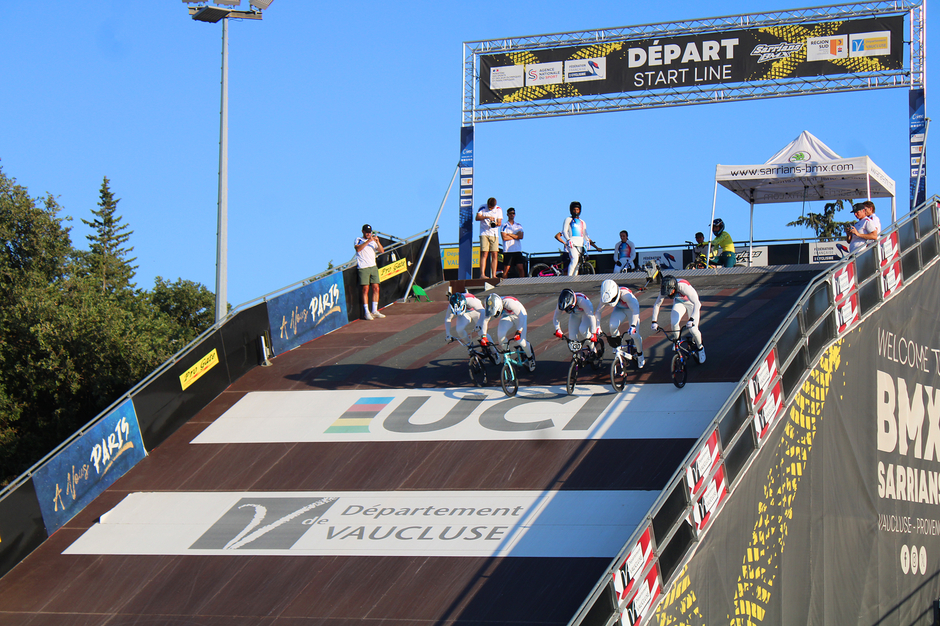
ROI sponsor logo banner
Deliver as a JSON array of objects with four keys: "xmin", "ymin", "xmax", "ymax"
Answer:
[
  {"xmin": 34, "ymin": 398, "xmax": 146, "ymax": 534},
  {"xmin": 63, "ymin": 490, "xmax": 652, "ymax": 558},
  {"xmin": 480, "ymin": 16, "xmax": 902, "ymax": 104},
  {"xmin": 179, "ymin": 348, "xmax": 219, "ymax": 391},
  {"xmin": 442, "ymin": 245, "xmax": 480, "ymax": 270},
  {"xmin": 809, "ymin": 241, "xmax": 848, "ymax": 264},
  {"xmin": 637, "ymin": 249, "xmax": 683, "ymax": 271},
  {"xmin": 190, "ymin": 384, "xmax": 734, "ymax": 444},
  {"xmin": 267, "ymin": 272, "xmax": 346, "ymax": 355},
  {"xmin": 378, "ymin": 257, "xmax": 407, "ymax": 282}
]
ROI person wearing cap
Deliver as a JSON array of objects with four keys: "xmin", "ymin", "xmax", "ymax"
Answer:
[
  {"xmin": 500, "ymin": 207, "xmax": 525, "ymax": 278},
  {"xmin": 354, "ymin": 224, "xmax": 385, "ymax": 320},
  {"xmin": 846, "ymin": 200, "xmax": 881, "ymax": 253},
  {"xmin": 476, "ymin": 197, "xmax": 502, "ymax": 280}
]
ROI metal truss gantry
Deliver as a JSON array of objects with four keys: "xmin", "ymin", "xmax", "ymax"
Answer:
[{"xmin": 462, "ymin": 1, "xmax": 925, "ymax": 125}]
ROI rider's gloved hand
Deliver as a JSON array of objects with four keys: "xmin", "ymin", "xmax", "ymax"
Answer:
[
  {"xmin": 555, "ymin": 330, "xmax": 564, "ymax": 339},
  {"xmin": 651, "ymin": 322, "xmax": 659, "ymax": 331},
  {"xmin": 628, "ymin": 325, "xmax": 637, "ymax": 336},
  {"xmin": 480, "ymin": 336, "xmax": 489, "ymax": 346},
  {"xmin": 686, "ymin": 320, "xmax": 695, "ymax": 328}
]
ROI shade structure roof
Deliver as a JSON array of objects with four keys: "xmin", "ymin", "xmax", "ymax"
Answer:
[{"xmin": 715, "ymin": 130, "xmax": 896, "ymax": 205}]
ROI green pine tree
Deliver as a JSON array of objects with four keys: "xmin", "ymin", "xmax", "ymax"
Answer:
[
  {"xmin": 787, "ymin": 199, "xmax": 855, "ymax": 241},
  {"xmin": 81, "ymin": 177, "xmax": 137, "ymax": 292}
]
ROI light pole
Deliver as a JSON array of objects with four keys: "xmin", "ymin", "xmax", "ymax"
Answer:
[{"xmin": 184, "ymin": 1, "xmax": 271, "ymax": 322}]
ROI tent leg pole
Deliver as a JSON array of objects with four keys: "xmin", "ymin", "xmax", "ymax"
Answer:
[
  {"xmin": 708, "ymin": 178, "xmax": 718, "ymax": 268},
  {"xmin": 749, "ymin": 201, "xmax": 754, "ymax": 267}
]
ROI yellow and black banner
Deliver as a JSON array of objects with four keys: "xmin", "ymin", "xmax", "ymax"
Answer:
[{"xmin": 481, "ymin": 16, "xmax": 903, "ymax": 104}]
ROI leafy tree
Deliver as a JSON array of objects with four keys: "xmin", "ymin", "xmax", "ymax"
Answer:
[
  {"xmin": 0, "ymin": 168, "xmax": 72, "ymax": 286},
  {"xmin": 787, "ymin": 199, "xmax": 855, "ymax": 241},
  {"xmin": 81, "ymin": 177, "xmax": 137, "ymax": 293},
  {"xmin": 150, "ymin": 277, "xmax": 216, "ymax": 347}
]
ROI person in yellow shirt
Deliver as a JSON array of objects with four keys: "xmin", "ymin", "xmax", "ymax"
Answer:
[{"xmin": 708, "ymin": 218, "xmax": 736, "ymax": 268}]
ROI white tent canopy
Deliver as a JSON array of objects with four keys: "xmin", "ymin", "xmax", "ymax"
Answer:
[{"xmin": 712, "ymin": 130, "xmax": 896, "ymax": 263}]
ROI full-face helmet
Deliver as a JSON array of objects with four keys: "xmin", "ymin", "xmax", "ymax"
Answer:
[
  {"xmin": 601, "ymin": 279, "xmax": 620, "ymax": 306},
  {"xmin": 661, "ymin": 276, "xmax": 679, "ymax": 298},
  {"xmin": 558, "ymin": 288, "xmax": 577, "ymax": 313},
  {"xmin": 712, "ymin": 218, "xmax": 724, "ymax": 236},
  {"xmin": 449, "ymin": 292, "xmax": 467, "ymax": 316},
  {"xmin": 569, "ymin": 201, "xmax": 582, "ymax": 218},
  {"xmin": 485, "ymin": 294, "xmax": 503, "ymax": 318}
]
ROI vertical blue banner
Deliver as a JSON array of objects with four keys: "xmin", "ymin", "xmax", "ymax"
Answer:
[
  {"xmin": 459, "ymin": 126, "xmax": 474, "ymax": 280},
  {"xmin": 33, "ymin": 398, "xmax": 146, "ymax": 534},
  {"xmin": 267, "ymin": 272, "xmax": 347, "ymax": 355},
  {"xmin": 909, "ymin": 88, "xmax": 927, "ymax": 209}
]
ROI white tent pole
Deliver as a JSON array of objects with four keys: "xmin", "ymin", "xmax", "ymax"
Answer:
[
  {"xmin": 749, "ymin": 200, "xmax": 754, "ymax": 267},
  {"xmin": 708, "ymin": 177, "xmax": 718, "ymax": 263}
]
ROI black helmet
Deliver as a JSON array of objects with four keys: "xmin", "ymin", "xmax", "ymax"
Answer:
[
  {"xmin": 449, "ymin": 292, "xmax": 467, "ymax": 316},
  {"xmin": 569, "ymin": 201, "xmax": 581, "ymax": 217},
  {"xmin": 661, "ymin": 276, "xmax": 678, "ymax": 297},
  {"xmin": 712, "ymin": 218, "xmax": 724, "ymax": 235},
  {"xmin": 558, "ymin": 288, "xmax": 577, "ymax": 313}
]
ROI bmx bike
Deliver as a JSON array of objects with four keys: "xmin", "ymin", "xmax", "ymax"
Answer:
[
  {"xmin": 657, "ymin": 327, "xmax": 700, "ymax": 389},
  {"xmin": 563, "ymin": 334, "xmax": 605, "ymax": 395},
  {"xmin": 529, "ymin": 247, "xmax": 595, "ymax": 277},
  {"xmin": 608, "ymin": 333, "xmax": 641, "ymax": 392},
  {"xmin": 451, "ymin": 337, "xmax": 500, "ymax": 386}
]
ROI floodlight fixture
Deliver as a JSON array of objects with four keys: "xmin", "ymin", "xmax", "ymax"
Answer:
[
  {"xmin": 192, "ymin": 6, "xmax": 231, "ymax": 22},
  {"xmin": 250, "ymin": 0, "xmax": 274, "ymax": 9}
]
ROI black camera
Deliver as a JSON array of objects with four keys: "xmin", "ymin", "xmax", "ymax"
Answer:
[{"xmin": 489, "ymin": 221, "xmax": 497, "ymax": 228}]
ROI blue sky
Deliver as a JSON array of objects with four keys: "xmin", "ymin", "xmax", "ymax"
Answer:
[{"xmin": 1, "ymin": 1, "xmax": 931, "ymax": 306}]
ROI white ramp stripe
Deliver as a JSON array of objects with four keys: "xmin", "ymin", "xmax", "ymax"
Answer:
[
  {"xmin": 192, "ymin": 383, "xmax": 734, "ymax": 444},
  {"xmin": 64, "ymin": 490, "xmax": 655, "ymax": 558}
]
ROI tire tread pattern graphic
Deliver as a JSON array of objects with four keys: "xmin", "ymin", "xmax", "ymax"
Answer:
[{"xmin": 655, "ymin": 339, "xmax": 843, "ymax": 625}]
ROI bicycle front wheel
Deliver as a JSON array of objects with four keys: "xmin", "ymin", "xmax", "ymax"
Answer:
[
  {"xmin": 580, "ymin": 262, "xmax": 595, "ymax": 275},
  {"xmin": 610, "ymin": 354, "xmax": 627, "ymax": 392},
  {"xmin": 500, "ymin": 362, "xmax": 518, "ymax": 397},
  {"xmin": 567, "ymin": 358, "xmax": 579, "ymax": 395},
  {"xmin": 671, "ymin": 354, "xmax": 687, "ymax": 389},
  {"xmin": 529, "ymin": 263, "xmax": 551, "ymax": 277},
  {"xmin": 469, "ymin": 355, "xmax": 487, "ymax": 387}
]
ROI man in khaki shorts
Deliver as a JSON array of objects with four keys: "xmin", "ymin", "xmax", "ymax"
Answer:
[
  {"xmin": 476, "ymin": 197, "xmax": 502, "ymax": 279},
  {"xmin": 354, "ymin": 224, "xmax": 385, "ymax": 320}
]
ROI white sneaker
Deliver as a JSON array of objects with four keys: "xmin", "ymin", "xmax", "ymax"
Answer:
[
  {"xmin": 697, "ymin": 347, "xmax": 706, "ymax": 363},
  {"xmin": 372, "ymin": 310, "xmax": 386, "ymax": 318},
  {"xmin": 527, "ymin": 357, "xmax": 536, "ymax": 372},
  {"xmin": 364, "ymin": 311, "xmax": 374, "ymax": 321},
  {"xmin": 637, "ymin": 353, "xmax": 646, "ymax": 369}
]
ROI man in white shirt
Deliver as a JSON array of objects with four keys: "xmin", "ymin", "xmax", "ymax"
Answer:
[
  {"xmin": 476, "ymin": 197, "xmax": 502, "ymax": 280},
  {"xmin": 847, "ymin": 200, "xmax": 882, "ymax": 253},
  {"xmin": 500, "ymin": 207, "xmax": 525, "ymax": 278},
  {"xmin": 353, "ymin": 224, "xmax": 385, "ymax": 320}
]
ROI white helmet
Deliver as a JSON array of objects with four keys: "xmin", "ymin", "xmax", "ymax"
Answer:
[
  {"xmin": 485, "ymin": 293, "xmax": 503, "ymax": 318},
  {"xmin": 601, "ymin": 279, "xmax": 620, "ymax": 306}
]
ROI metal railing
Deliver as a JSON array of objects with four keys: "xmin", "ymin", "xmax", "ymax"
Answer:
[{"xmin": 568, "ymin": 197, "xmax": 940, "ymax": 626}]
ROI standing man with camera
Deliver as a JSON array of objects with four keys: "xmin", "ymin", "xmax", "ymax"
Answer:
[
  {"xmin": 354, "ymin": 224, "xmax": 385, "ymax": 320},
  {"xmin": 477, "ymin": 197, "xmax": 502, "ymax": 280}
]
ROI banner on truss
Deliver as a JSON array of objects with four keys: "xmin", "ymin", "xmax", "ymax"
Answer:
[{"xmin": 479, "ymin": 16, "xmax": 903, "ymax": 104}]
